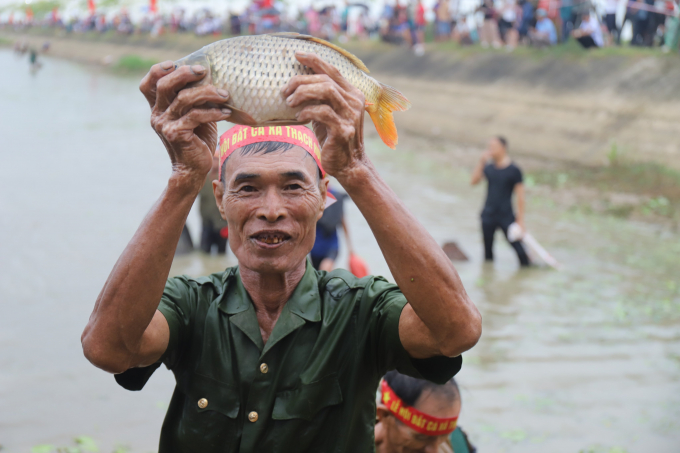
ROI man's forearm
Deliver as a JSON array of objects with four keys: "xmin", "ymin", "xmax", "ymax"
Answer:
[
  {"xmin": 82, "ymin": 176, "xmax": 202, "ymax": 372},
  {"xmin": 337, "ymin": 161, "xmax": 480, "ymax": 357},
  {"xmin": 470, "ymin": 157, "xmax": 486, "ymax": 185}
]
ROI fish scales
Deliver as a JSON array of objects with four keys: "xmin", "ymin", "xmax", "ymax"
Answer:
[{"xmin": 175, "ymin": 33, "xmax": 410, "ymax": 148}]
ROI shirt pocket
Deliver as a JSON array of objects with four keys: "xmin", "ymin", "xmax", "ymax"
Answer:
[
  {"xmin": 271, "ymin": 373, "xmax": 343, "ymax": 421},
  {"xmin": 177, "ymin": 373, "xmax": 240, "ymax": 452},
  {"xmin": 187, "ymin": 372, "xmax": 240, "ymax": 418}
]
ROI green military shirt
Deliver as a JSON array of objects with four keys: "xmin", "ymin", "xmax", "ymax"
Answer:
[{"xmin": 115, "ymin": 261, "xmax": 462, "ymax": 453}]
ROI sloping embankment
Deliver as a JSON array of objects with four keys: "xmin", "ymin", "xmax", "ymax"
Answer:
[
  {"xmin": 4, "ymin": 31, "xmax": 679, "ymax": 168},
  {"xmin": 345, "ymin": 44, "xmax": 680, "ymax": 168}
]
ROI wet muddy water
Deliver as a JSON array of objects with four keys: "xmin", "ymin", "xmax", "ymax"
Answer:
[{"xmin": 1, "ymin": 50, "xmax": 679, "ymax": 452}]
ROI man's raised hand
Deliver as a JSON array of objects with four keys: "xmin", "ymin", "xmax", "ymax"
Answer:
[
  {"xmin": 140, "ymin": 61, "xmax": 232, "ymax": 185},
  {"xmin": 281, "ymin": 52, "xmax": 368, "ymax": 179}
]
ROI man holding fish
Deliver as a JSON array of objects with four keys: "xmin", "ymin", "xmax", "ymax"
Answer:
[{"xmin": 82, "ymin": 34, "xmax": 481, "ymax": 452}]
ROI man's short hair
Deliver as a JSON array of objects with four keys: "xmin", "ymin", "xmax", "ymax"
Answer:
[
  {"xmin": 384, "ymin": 370, "xmax": 460, "ymax": 407},
  {"xmin": 220, "ymin": 141, "xmax": 320, "ymax": 184},
  {"xmin": 496, "ymin": 136, "xmax": 508, "ymax": 150}
]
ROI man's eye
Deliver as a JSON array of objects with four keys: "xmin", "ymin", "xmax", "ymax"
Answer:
[
  {"xmin": 239, "ymin": 185, "xmax": 256, "ymax": 193},
  {"xmin": 286, "ymin": 184, "xmax": 302, "ymax": 191}
]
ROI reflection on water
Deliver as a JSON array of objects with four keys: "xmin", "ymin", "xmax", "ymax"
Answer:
[{"xmin": 1, "ymin": 50, "xmax": 679, "ymax": 452}]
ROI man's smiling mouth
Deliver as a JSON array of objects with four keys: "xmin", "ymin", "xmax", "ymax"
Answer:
[{"xmin": 252, "ymin": 231, "xmax": 292, "ymax": 246}]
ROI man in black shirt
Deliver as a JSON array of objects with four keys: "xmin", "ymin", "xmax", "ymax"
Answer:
[{"xmin": 471, "ymin": 136, "xmax": 530, "ymax": 267}]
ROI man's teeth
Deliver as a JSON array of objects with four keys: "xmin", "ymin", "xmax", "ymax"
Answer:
[{"xmin": 259, "ymin": 234, "xmax": 286, "ymax": 244}]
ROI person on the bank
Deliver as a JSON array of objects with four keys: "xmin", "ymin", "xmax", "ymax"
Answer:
[
  {"xmin": 528, "ymin": 9, "xmax": 558, "ymax": 47},
  {"xmin": 572, "ymin": 10, "xmax": 604, "ymax": 48},
  {"xmin": 471, "ymin": 136, "xmax": 530, "ymax": 267},
  {"xmin": 199, "ymin": 153, "xmax": 229, "ymax": 254},
  {"xmin": 310, "ymin": 186, "xmax": 352, "ymax": 271},
  {"xmin": 375, "ymin": 371, "xmax": 476, "ymax": 453},
  {"xmin": 81, "ymin": 54, "xmax": 482, "ymax": 452}
]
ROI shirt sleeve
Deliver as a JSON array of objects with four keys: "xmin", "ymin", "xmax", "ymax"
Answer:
[
  {"xmin": 514, "ymin": 165, "xmax": 524, "ymax": 185},
  {"xmin": 364, "ymin": 277, "xmax": 462, "ymax": 384},
  {"xmin": 114, "ymin": 275, "xmax": 199, "ymax": 391}
]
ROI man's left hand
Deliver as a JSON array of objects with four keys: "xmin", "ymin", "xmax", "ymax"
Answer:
[{"xmin": 281, "ymin": 52, "xmax": 367, "ymax": 179}]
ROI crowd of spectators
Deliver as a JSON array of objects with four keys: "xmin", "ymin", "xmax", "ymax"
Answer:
[{"xmin": 2, "ymin": 0, "xmax": 679, "ymax": 53}]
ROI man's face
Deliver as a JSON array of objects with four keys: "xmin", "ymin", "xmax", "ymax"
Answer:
[
  {"xmin": 487, "ymin": 137, "xmax": 505, "ymax": 160},
  {"xmin": 214, "ymin": 146, "xmax": 327, "ymax": 274},
  {"xmin": 380, "ymin": 390, "xmax": 461, "ymax": 453}
]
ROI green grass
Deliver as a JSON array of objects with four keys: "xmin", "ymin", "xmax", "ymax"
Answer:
[
  {"xmin": 529, "ymin": 150, "xmax": 680, "ymax": 221},
  {"xmin": 115, "ymin": 54, "xmax": 158, "ymax": 72}
]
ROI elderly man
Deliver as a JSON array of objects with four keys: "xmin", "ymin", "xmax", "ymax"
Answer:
[
  {"xmin": 81, "ymin": 52, "xmax": 481, "ymax": 452},
  {"xmin": 375, "ymin": 371, "xmax": 476, "ymax": 453}
]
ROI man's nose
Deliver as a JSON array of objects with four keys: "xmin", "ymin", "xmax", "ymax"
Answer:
[{"xmin": 257, "ymin": 188, "xmax": 287, "ymax": 223}]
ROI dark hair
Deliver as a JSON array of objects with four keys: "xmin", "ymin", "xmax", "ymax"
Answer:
[
  {"xmin": 220, "ymin": 141, "xmax": 321, "ymax": 184},
  {"xmin": 496, "ymin": 136, "xmax": 508, "ymax": 149},
  {"xmin": 384, "ymin": 370, "xmax": 459, "ymax": 407}
]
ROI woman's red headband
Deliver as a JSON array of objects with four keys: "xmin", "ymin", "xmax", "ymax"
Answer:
[
  {"xmin": 381, "ymin": 380, "xmax": 458, "ymax": 437},
  {"xmin": 217, "ymin": 124, "xmax": 325, "ymax": 180}
]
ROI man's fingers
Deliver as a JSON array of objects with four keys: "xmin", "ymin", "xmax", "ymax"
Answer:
[
  {"xmin": 294, "ymin": 52, "xmax": 352, "ymax": 90},
  {"xmin": 171, "ymin": 108, "xmax": 232, "ymax": 135},
  {"xmin": 285, "ymin": 82, "xmax": 350, "ymax": 112},
  {"xmin": 165, "ymin": 85, "xmax": 230, "ymax": 119},
  {"xmin": 281, "ymin": 74, "xmax": 332, "ymax": 98},
  {"xmin": 139, "ymin": 60, "xmax": 175, "ymax": 108},
  {"xmin": 296, "ymin": 104, "xmax": 338, "ymax": 126},
  {"xmin": 155, "ymin": 65, "xmax": 209, "ymax": 112}
]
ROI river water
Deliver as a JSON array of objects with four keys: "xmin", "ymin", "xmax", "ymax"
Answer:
[{"xmin": 1, "ymin": 50, "xmax": 679, "ymax": 453}]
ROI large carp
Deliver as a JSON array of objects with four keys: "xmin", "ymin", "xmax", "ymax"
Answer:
[{"xmin": 174, "ymin": 33, "xmax": 411, "ymax": 149}]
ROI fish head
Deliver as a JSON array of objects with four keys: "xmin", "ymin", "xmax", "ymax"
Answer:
[{"xmin": 174, "ymin": 49, "xmax": 213, "ymax": 88}]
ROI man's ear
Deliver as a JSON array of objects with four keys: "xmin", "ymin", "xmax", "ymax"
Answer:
[
  {"xmin": 213, "ymin": 179, "xmax": 226, "ymax": 220},
  {"xmin": 316, "ymin": 177, "xmax": 330, "ymax": 221},
  {"xmin": 376, "ymin": 404, "xmax": 390, "ymax": 423}
]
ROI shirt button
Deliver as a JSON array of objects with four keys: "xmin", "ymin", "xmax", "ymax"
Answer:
[
  {"xmin": 259, "ymin": 363, "xmax": 269, "ymax": 374},
  {"xmin": 197, "ymin": 398, "xmax": 208, "ymax": 409},
  {"xmin": 248, "ymin": 411, "xmax": 259, "ymax": 422}
]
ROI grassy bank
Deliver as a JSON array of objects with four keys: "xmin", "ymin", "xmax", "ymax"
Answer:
[
  {"xmin": 4, "ymin": 25, "xmax": 676, "ymax": 62},
  {"xmin": 527, "ymin": 148, "xmax": 680, "ymax": 227},
  {"xmin": 114, "ymin": 54, "xmax": 159, "ymax": 72}
]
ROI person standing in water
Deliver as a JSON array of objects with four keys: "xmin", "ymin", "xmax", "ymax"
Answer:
[
  {"xmin": 471, "ymin": 136, "xmax": 530, "ymax": 267},
  {"xmin": 198, "ymin": 153, "xmax": 229, "ymax": 254},
  {"xmin": 310, "ymin": 187, "xmax": 353, "ymax": 271}
]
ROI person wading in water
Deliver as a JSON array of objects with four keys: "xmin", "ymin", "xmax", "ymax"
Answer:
[
  {"xmin": 81, "ymin": 53, "xmax": 482, "ymax": 452},
  {"xmin": 471, "ymin": 136, "xmax": 530, "ymax": 267}
]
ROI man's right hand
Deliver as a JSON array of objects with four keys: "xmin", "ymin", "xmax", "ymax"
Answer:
[{"xmin": 139, "ymin": 61, "xmax": 232, "ymax": 187}]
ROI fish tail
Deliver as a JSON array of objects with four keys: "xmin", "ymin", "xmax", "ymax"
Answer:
[{"xmin": 366, "ymin": 83, "xmax": 411, "ymax": 149}]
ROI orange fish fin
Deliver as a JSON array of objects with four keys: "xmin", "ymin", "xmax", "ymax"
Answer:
[
  {"xmin": 365, "ymin": 101, "xmax": 374, "ymax": 106},
  {"xmin": 268, "ymin": 32, "xmax": 370, "ymax": 73},
  {"xmin": 366, "ymin": 83, "xmax": 411, "ymax": 149}
]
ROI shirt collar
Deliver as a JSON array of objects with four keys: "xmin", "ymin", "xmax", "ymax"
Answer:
[{"xmin": 219, "ymin": 259, "xmax": 321, "ymax": 323}]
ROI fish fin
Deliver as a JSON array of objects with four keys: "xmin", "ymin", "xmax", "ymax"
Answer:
[
  {"xmin": 224, "ymin": 106, "xmax": 259, "ymax": 126},
  {"xmin": 268, "ymin": 32, "xmax": 370, "ymax": 73},
  {"xmin": 366, "ymin": 83, "xmax": 411, "ymax": 149}
]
